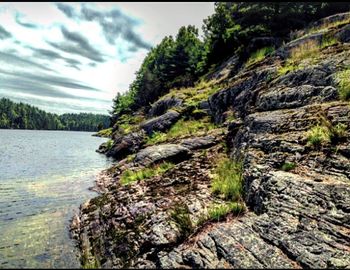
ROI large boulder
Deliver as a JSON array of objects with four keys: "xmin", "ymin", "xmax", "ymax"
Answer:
[
  {"xmin": 106, "ymin": 130, "xmax": 146, "ymax": 160},
  {"xmin": 140, "ymin": 110, "xmax": 180, "ymax": 136},
  {"xmin": 134, "ymin": 144, "xmax": 191, "ymax": 166},
  {"xmin": 148, "ymin": 97, "xmax": 183, "ymax": 117},
  {"xmin": 180, "ymin": 135, "xmax": 217, "ymax": 150}
]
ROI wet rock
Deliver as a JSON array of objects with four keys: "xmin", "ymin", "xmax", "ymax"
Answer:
[{"xmin": 141, "ymin": 110, "xmax": 181, "ymax": 135}]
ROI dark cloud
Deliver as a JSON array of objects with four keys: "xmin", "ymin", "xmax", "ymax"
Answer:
[
  {"xmin": 31, "ymin": 47, "xmax": 82, "ymax": 70},
  {"xmin": 0, "ymin": 68, "xmax": 101, "ymax": 92},
  {"xmin": 56, "ymin": 3, "xmax": 152, "ymax": 51},
  {"xmin": 0, "ymin": 51, "xmax": 55, "ymax": 72},
  {"xmin": 15, "ymin": 14, "xmax": 38, "ymax": 29},
  {"xmin": 56, "ymin": 3, "xmax": 76, "ymax": 19},
  {"xmin": 0, "ymin": 26, "xmax": 12, "ymax": 39},
  {"xmin": 46, "ymin": 26, "xmax": 105, "ymax": 63}
]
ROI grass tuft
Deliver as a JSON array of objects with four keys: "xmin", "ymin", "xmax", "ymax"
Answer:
[
  {"xmin": 281, "ymin": 162, "xmax": 296, "ymax": 172},
  {"xmin": 246, "ymin": 46, "xmax": 274, "ymax": 66},
  {"xmin": 335, "ymin": 69, "xmax": 350, "ymax": 101},
  {"xmin": 208, "ymin": 202, "xmax": 245, "ymax": 221},
  {"xmin": 211, "ymin": 157, "xmax": 243, "ymax": 201},
  {"xmin": 120, "ymin": 162, "xmax": 174, "ymax": 185}
]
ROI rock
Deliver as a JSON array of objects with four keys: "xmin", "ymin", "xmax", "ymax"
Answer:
[
  {"xmin": 180, "ymin": 135, "xmax": 217, "ymax": 150},
  {"xmin": 148, "ymin": 97, "xmax": 183, "ymax": 117},
  {"xmin": 106, "ymin": 130, "xmax": 146, "ymax": 160},
  {"xmin": 335, "ymin": 24, "xmax": 350, "ymax": 43},
  {"xmin": 140, "ymin": 110, "xmax": 181, "ymax": 135},
  {"xmin": 134, "ymin": 144, "xmax": 191, "ymax": 166},
  {"xmin": 96, "ymin": 141, "xmax": 109, "ymax": 154}
]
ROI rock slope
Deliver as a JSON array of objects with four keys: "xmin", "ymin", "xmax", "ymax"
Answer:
[{"xmin": 71, "ymin": 13, "xmax": 350, "ymax": 268}]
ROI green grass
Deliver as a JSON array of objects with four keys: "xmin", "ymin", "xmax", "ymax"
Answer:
[
  {"xmin": 320, "ymin": 36, "xmax": 338, "ymax": 49},
  {"xmin": 278, "ymin": 39, "xmax": 321, "ymax": 76},
  {"xmin": 208, "ymin": 202, "xmax": 245, "ymax": 221},
  {"xmin": 281, "ymin": 162, "xmax": 296, "ymax": 172},
  {"xmin": 146, "ymin": 117, "xmax": 216, "ymax": 145},
  {"xmin": 114, "ymin": 113, "xmax": 145, "ymax": 134},
  {"xmin": 120, "ymin": 162, "xmax": 174, "ymax": 185},
  {"xmin": 330, "ymin": 123, "xmax": 347, "ymax": 142},
  {"xmin": 306, "ymin": 125, "xmax": 331, "ymax": 146},
  {"xmin": 170, "ymin": 203, "xmax": 193, "ymax": 238},
  {"xmin": 246, "ymin": 46, "xmax": 274, "ymax": 66},
  {"xmin": 211, "ymin": 157, "xmax": 243, "ymax": 201},
  {"xmin": 335, "ymin": 69, "xmax": 350, "ymax": 101}
]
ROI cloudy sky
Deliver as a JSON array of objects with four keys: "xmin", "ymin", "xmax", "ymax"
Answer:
[{"xmin": 0, "ymin": 2, "xmax": 214, "ymax": 114}]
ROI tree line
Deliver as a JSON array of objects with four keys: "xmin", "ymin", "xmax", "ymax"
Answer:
[
  {"xmin": 111, "ymin": 2, "xmax": 350, "ymax": 116},
  {"xmin": 0, "ymin": 98, "xmax": 109, "ymax": 131}
]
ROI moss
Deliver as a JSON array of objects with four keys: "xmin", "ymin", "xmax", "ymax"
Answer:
[
  {"xmin": 95, "ymin": 128, "xmax": 113, "ymax": 137},
  {"xmin": 281, "ymin": 162, "xmax": 296, "ymax": 172},
  {"xmin": 208, "ymin": 202, "xmax": 245, "ymax": 221},
  {"xmin": 170, "ymin": 203, "xmax": 193, "ymax": 238},
  {"xmin": 106, "ymin": 139, "xmax": 114, "ymax": 150},
  {"xmin": 211, "ymin": 157, "xmax": 243, "ymax": 201},
  {"xmin": 120, "ymin": 162, "xmax": 174, "ymax": 185},
  {"xmin": 335, "ymin": 69, "xmax": 350, "ymax": 101},
  {"xmin": 246, "ymin": 46, "xmax": 274, "ymax": 66}
]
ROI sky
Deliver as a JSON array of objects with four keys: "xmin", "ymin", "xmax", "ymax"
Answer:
[{"xmin": 0, "ymin": 2, "xmax": 215, "ymax": 115}]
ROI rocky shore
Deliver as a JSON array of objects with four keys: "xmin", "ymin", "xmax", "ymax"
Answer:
[{"xmin": 71, "ymin": 13, "xmax": 350, "ymax": 268}]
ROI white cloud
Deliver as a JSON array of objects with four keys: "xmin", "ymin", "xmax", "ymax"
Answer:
[{"xmin": 0, "ymin": 2, "xmax": 214, "ymax": 114}]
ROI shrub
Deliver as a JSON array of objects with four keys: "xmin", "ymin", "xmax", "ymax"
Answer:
[
  {"xmin": 106, "ymin": 139, "xmax": 114, "ymax": 150},
  {"xmin": 211, "ymin": 158, "xmax": 243, "ymax": 201},
  {"xmin": 208, "ymin": 202, "xmax": 245, "ymax": 221},
  {"xmin": 306, "ymin": 125, "xmax": 331, "ymax": 146},
  {"xmin": 335, "ymin": 69, "xmax": 350, "ymax": 101},
  {"xmin": 120, "ymin": 162, "xmax": 174, "ymax": 185},
  {"xmin": 246, "ymin": 46, "xmax": 274, "ymax": 66},
  {"xmin": 96, "ymin": 127, "xmax": 113, "ymax": 137},
  {"xmin": 281, "ymin": 162, "xmax": 296, "ymax": 172}
]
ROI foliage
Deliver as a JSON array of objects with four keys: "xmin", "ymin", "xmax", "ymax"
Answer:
[
  {"xmin": 120, "ymin": 162, "xmax": 174, "ymax": 185},
  {"xmin": 0, "ymin": 98, "xmax": 109, "ymax": 131},
  {"xmin": 211, "ymin": 157, "xmax": 243, "ymax": 201},
  {"xmin": 330, "ymin": 123, "xmax": 347, "ymax": 142},
  {"xmin": 202, "ymin": 2, "xmax": 350, "ymax": 67},
  {"xmin": 105, "ymin": 139, "xmax": 114, "ymax": 150},
  {"xmin": 335, "ymin": 69, "xmax": 350, "ymax": 101},
  {"xmin": 208, "ymin": 202, "xmax": 245, "ymax": 221},
  {"xmin": 146, "ymin": 116, "xmax": 216, "ymax": 145},
  {"xmin": 246, "ymin": 46, "xmax": 274, "ymax": 66},
  {"xmin": 281, "ymin": 162, "xmax": 296, "ymax": 172}
]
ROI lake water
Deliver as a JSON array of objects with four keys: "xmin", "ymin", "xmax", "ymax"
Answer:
[{"xmin": 0, "ymin": 129, "xmax": 112, "ymax": 268}]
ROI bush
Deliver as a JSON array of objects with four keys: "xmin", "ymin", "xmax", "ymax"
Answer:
[
  {"xmin": 211, "ymin": 158, "xmax": 243, "ymax": 201},
  {"xmin": 170, "ymin": 203, "xmax": 193, "ymax": 238},
  {"xmin": 335, "ymin": 69, "xmax": 350, "ymax": 101}
]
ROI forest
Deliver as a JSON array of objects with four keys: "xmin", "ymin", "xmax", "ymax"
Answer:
[
  {"xmin": 111, "ymin": 2, "xmax": 350, "ymax": 116},
  {"xmin": 0, "ymin": 98, "xmax": 109, "ymax": 131}
]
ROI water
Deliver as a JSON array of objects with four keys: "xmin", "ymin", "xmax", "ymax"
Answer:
[{"xmin": 0, "ymin": 129, "xmax": 112, "ymax": 268}]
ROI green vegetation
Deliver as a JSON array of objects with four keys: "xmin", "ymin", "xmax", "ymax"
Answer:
[
  {"xmin": 0, "ymin": 98, "xmax": 109, "ymax": 131},
  {"xmin": 211, "ymin": 157, "xmax": 243, "ymax": 201},
  {"xmin": 208, "ymin": 202, "xmax": 245, "ymax": 221},
  {"xmin": 330, "ymin": 123, "xmax": 348, "ymax": 142},
  {"xmin": 120, "ymin": 162, "xmax": 174, "ymax": 185},
  {"xmin": 170, "ymin": 203, "xmax": 193, "ymax": 238},
  {"xmin": 146, "ymin": 117, "xmax": 216, "ymax": 145},
  {"xmin": 307, "ymin": 125, "xmax": 331, "ymax": 146},
  {"xmin": 278, "ymin": 39, "xmax": 321, "ymax": 76},
  {"xmin": 105, "ymin": 139, "xmax": 114, "ymax": 150},
  {"xmin": 114, "ymin": 113, "xmax": 145, "ymax": 134},
  {"xmin": 335, "ymin": 69, "xmax": 350, "ymax": 101},
  {"xmin": 320, "ymin": 36, "xmax": 338, "ymax": 49},
  {"xmin": 95, "ymin": 127, "xmax": 113, "ymax": 137},
  {"xmin": 281, "ymin": 162, "xmax": 296, "ymax": 172},
  {"xmin": 246, "ymin": 46, "xmax": 274, "ymax": 66}
]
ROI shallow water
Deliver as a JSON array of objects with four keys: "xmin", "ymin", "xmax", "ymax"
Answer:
[{"xmin": 0, "ymin": 129, "xmax": 112, "ymax": 268}]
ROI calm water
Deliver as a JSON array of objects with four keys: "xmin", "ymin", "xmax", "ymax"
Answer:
[{"xmin": 0, "ymin": 129, "xmax": 112, "ymax": 268}]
